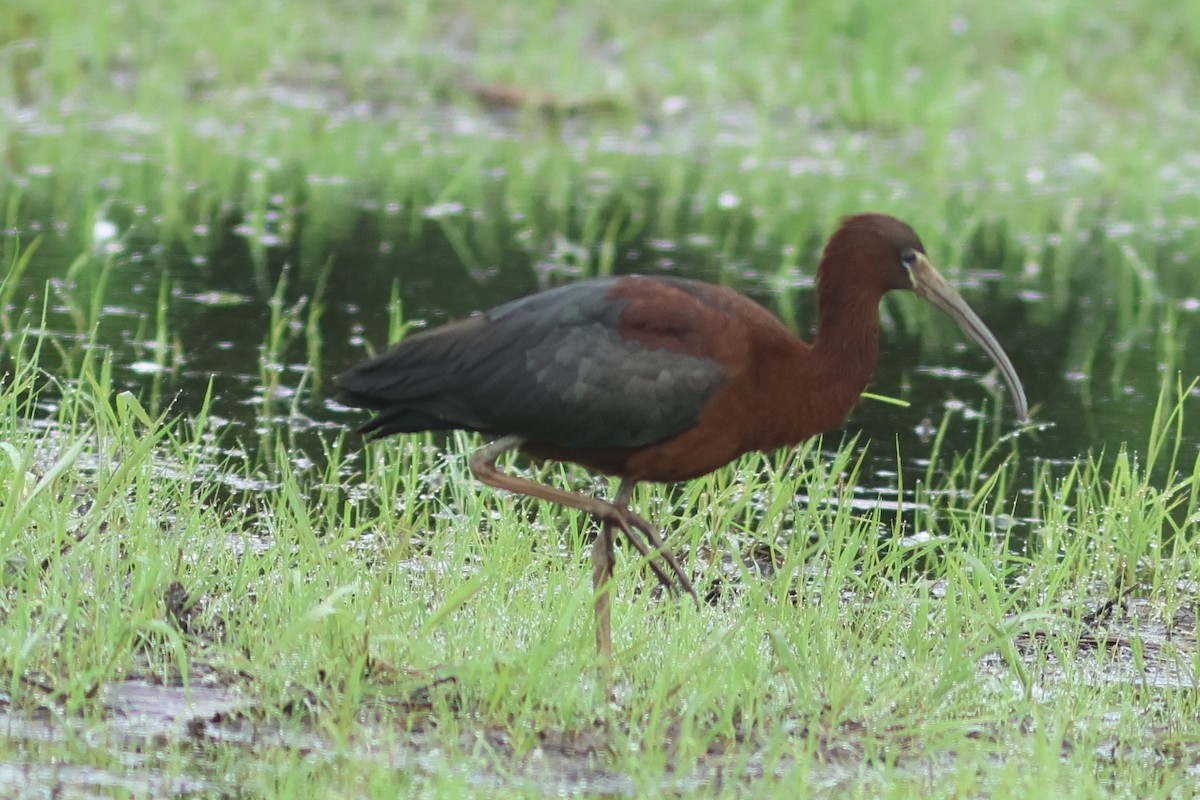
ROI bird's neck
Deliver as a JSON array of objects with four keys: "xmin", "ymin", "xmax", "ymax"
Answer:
[{"xmin": 804, "ymin": 283, "xmax": 886, "ymax": 431}]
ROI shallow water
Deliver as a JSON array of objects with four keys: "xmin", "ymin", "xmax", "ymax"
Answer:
[
  {"xmin": 5, "ymin": 209, "xmax": 1195, "ymax": 519},
  {"xmin": 8, "ymin": 208, "xmax": 1198, "ymax": 514}
]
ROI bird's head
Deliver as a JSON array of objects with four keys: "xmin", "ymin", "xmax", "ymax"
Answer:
[{"xmin": 823, "ymin": 213, "xmax": 1029, "ymax": 422}]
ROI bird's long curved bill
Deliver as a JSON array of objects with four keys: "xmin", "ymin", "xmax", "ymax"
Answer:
[{"xmin": 909, "ymin": 255, "xmax": 1030, "ymax": 422}]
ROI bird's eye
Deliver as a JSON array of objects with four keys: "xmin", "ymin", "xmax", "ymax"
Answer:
[{"xmin": 900, "ymin": 249, "xmax": 919, "ymax": 269}]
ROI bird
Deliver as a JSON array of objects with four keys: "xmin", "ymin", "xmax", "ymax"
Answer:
[{"xmin": 335, "ymin": 213, "xmax": 1029, "ymax": 661}]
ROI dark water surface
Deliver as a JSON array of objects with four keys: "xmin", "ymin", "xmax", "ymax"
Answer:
[{"xmin": 7, "ymin": 206, "xmax": 1200, "ymax": 536}]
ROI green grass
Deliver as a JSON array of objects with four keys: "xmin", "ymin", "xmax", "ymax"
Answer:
[{"xmin": 1, "ymin": 308, "xmax": 1198, "ymax": 796}]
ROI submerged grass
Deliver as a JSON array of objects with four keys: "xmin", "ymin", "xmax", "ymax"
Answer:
[{"xmin": 1, "ymin": 305, "xmax": 1198, "ymax": 796}]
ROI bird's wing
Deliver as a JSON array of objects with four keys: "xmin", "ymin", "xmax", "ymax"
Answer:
[{"xmin": 335, "ymin": 278, "xmax": 728, "ymax": 449}]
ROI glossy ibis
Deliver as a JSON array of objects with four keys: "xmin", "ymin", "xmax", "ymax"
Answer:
[{"xmin": 336, "ymin": 213, "xmax": 1028, "ymax": 660}]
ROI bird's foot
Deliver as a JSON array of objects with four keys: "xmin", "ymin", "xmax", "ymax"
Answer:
[{"xmin": 600, "ymin": 506, "xmax": 698, "ymax": 605}]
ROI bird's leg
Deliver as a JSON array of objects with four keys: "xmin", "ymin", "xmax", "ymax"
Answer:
[
  {"xmin": 590, "ymin": 480, "xmax": 639, "ymax": 661},
  {"xmin": 471, "ymin": 437, "xmax": 671, "ymax": 586},
  {"xmin": 469, "ymin": 436, "xmax": 696, "ymax": 602},
  {"xmin": 592, "ymin": 515, "xmax": 616, "ymax": 662}
]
